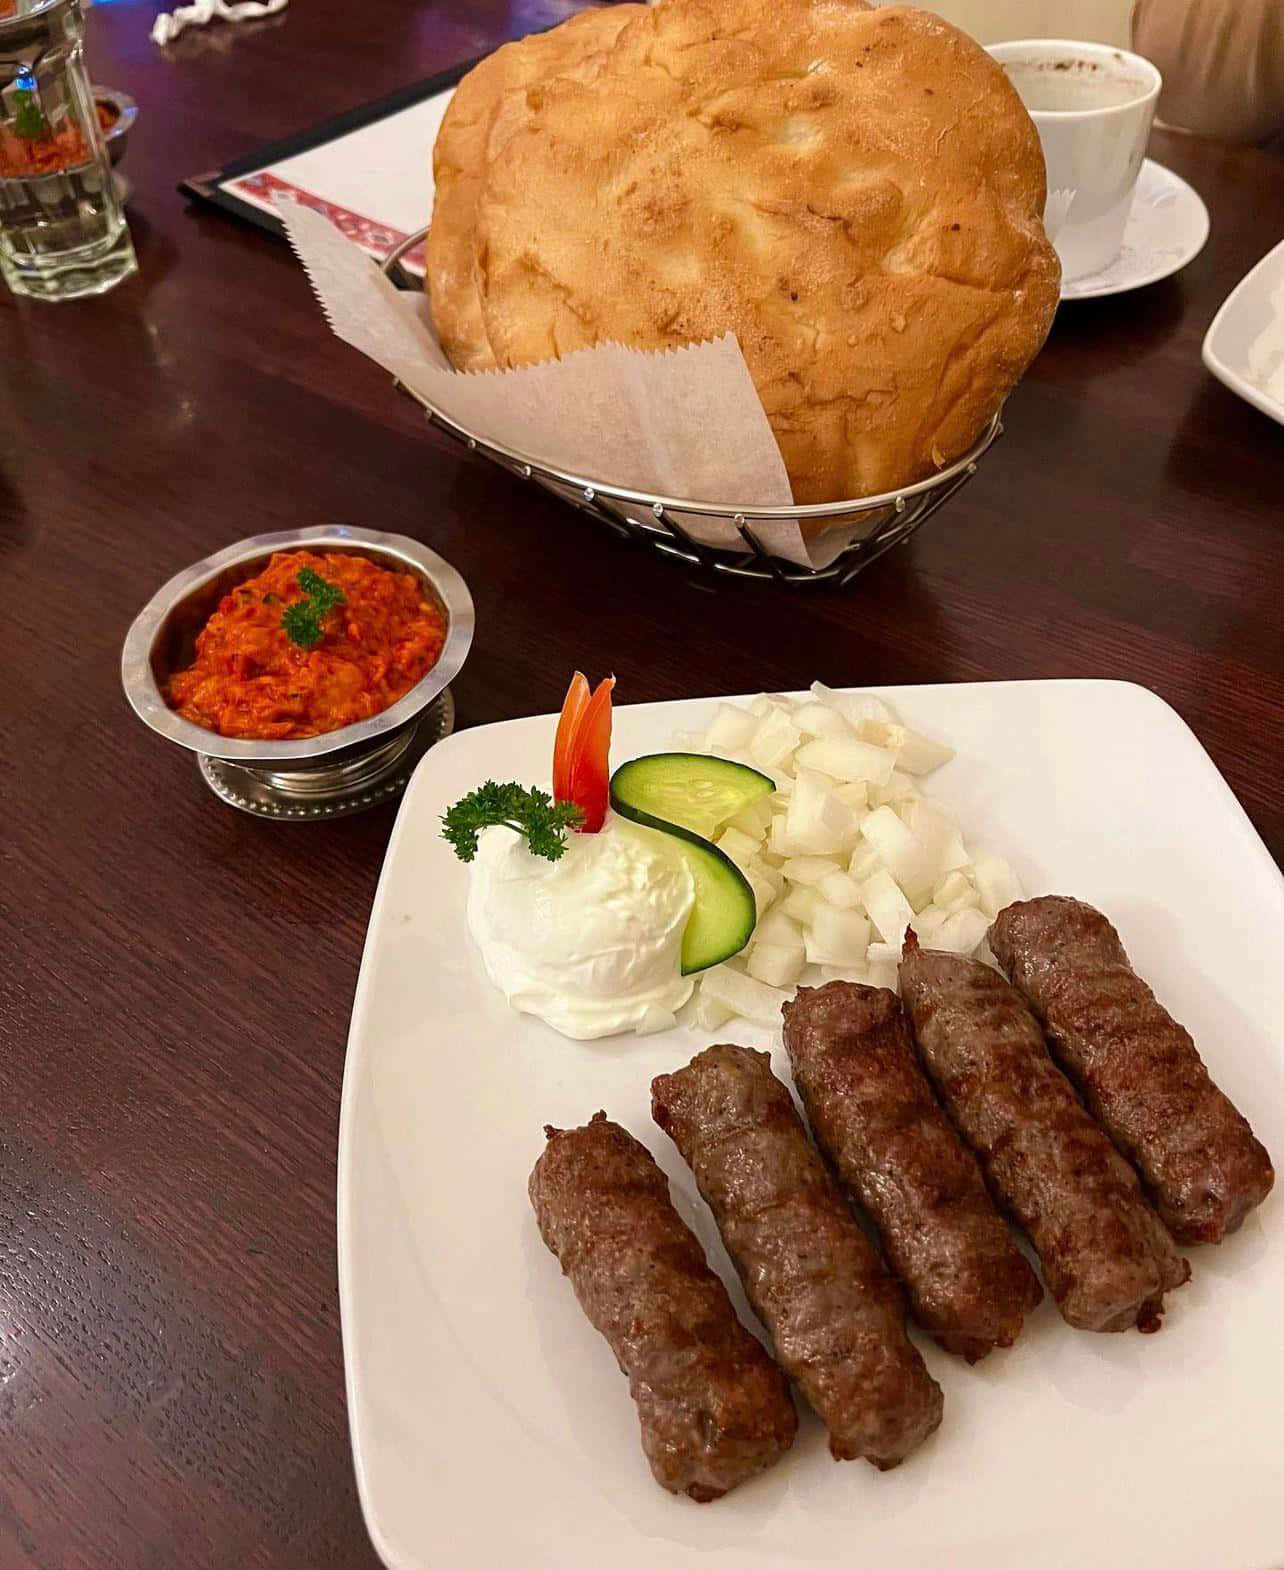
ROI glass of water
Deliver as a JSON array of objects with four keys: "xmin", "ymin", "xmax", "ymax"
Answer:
[{"xmin": 0, "ymin": 0, "xmax": 137, "ymax": 301}]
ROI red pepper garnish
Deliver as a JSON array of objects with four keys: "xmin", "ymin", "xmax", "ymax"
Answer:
[
  {"xmin": 552, "ymin": 671, "xmax": 590, "ymax": 804},
  {"xmin": 552, "ymin": 672, "xmax": 614, "ymax": 833}
]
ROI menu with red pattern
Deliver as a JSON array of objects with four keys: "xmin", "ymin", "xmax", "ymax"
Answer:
[
  {"xmin": 217, "ymin": 87, "xmax": 454, "ymax": 276},
  {"xmin": 182, "ymin": 73, "xmax": 463, "ymax": 275}
]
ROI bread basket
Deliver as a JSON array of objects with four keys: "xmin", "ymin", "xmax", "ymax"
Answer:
[{"xmin": 383, "ymin": 230, "xmax": 1002, "ymax": 587}]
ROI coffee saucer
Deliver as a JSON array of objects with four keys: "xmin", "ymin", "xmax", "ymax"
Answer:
[{"xmin": 1060, "ymin": 159, "xmax": 1209, "ymax": 301}]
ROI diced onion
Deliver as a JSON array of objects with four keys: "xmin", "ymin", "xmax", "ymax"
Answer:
[
  {"xmin": 785, "ymin": 766, "xmax": 861, "ymax": 853},
  {"xmin": 909, "ymin": 905, "xmax": 949, "ymax": 942},
  {"xmin": 860, "ymin": 868, "xmax": 915, "ymax": 947},
  {"xmin": 747, "ymin": 943, "xmax": 807, "ymax": 988},
  {"xmin": 701, "ymin": 965, "xmax": 795, "ymax": 1027},
  {"xmin": 833, "ymin": 781, "xmax": 869, "ymax": 810},
  {"xmin": 689, "ymin": 992, "xmax": 736, "ymax": 1030},
  {"xmin": 748, "ymin": 706, "xmax": 801, "ymax": 769},
  {"xmin": 935, "ymin": 906, "xmax": 991, "ymax": 954},
  {"xmin": 756, "ymin": 908, "xmax": 804, "ymax": 949},
  {"xmin": 859, "ymin": 806, "xmax": 936, "ymax": 908},
  {"xmin": 729, "ymin": 798, "xmax": 774, "ymax": 838},
  {"xmin": 865, "ymin": 951, "xmax": 900, "ymax": 991},
  {"xmin": 794, "ymin": 701, "xmax": 854, "ymax": 740},
  {"xmin": 744, "ymin": 866, "xmax": 779, "ymax": 917},
  {"xmin": 716, "ymin": 825, "xmax": 761, "ymax": 869},
  {"xmin": 705, "ymin": 702, "xmax": 758, "ymax": 753},
  {"xmin": 804, "ymin": 904, "xmax": 871, "ymax": 966},
  {"xmin": 687, "ymin": 687, "xmax": 1019, "ymax": 1030},
  {"xmin": 781, "ymin": 885, "xmax": 822, "ymax": 923},
  {"xmin": 817, "ymin": 869, "xmax": 863, "ymax": 909},
  {"xmin": 780, "ymin": 854, "xmax": 842, "ymax": 887},
  {"xmin": 971, "ymin": 850, "xmax": 1024, "ymax": 919},
  {"xmin": 933, "ymin": 869, "xmax": 980, "ymax": 914},
  {"xmin": 810, "ymin": 682, "xmax": 893, "ymax": 728},
  {"xmin": 795, "ymin": 736, "xmax": 897, "ymax": 787}
]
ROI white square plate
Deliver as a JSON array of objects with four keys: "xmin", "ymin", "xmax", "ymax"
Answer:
[
  {"xmin": 339, "ymin": 680, "xmax": 1284, "ymax": 1570},
  {"xmin": 1202, "ymin": 236, "xmax": 1284, "ymax": 427}
]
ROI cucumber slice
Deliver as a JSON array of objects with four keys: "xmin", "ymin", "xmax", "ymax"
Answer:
[
  {"xmin": 610, "ymin": 754, "xmax": 775, "ymax": 974},
  {"xmin": 610, "ymin": 752, "xmax": 774, "ymax": 840},
  {"xmin": 631, "ymin": 815, "xmax": 759, "ymax": 975}
]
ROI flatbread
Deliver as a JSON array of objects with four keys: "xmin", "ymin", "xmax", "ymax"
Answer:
[
  {"xmin": 427, "ymin": 6, "xmax": 645, "ymax": 371},
  {"xmin": 467, "ymin": 0, "xmax": 1059, "ymax": 502}
]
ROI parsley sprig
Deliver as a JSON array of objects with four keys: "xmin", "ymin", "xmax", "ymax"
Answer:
[
  {"xmin": 12, "ymin": 80, "xmax": 50, "ymax": 142},
  {"xmin": 281, "ymin": 567, "xmax": 345, "ymax": 650},
  {"xmin": 442, "ymin": 782, "xmax": 583, "ymax": 863}
]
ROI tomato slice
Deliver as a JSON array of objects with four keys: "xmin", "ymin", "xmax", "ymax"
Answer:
[
  {"xmin": 565, "ymin": 676, "xmax": 614, "ymax": 833},
  {"xmin": 552, "ymin": 671, "xmax": 590, "ymax": 804}
]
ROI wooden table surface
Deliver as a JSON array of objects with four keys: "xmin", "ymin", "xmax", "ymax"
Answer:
[{"xmin": 2, "ymin": 1, "xmax": 1281, "ymax": 1564}]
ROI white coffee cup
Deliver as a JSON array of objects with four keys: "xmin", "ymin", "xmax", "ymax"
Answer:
[{"xmin": 987, "ymin": 39, "xmax": 1161, "ymax": 284}]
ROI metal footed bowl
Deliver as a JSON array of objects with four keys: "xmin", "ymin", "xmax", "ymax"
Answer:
[
  {"xmin": 383, "ymin": 228, "xmax": 1002, "ymax": 587},
  {"xmin": 121, "ymin": 524, "xmax": 473, "ymax": 817}
]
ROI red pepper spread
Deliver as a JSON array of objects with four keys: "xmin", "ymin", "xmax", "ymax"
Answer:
[{"xmin": 165, "ymin": 550, "xmax": 446, "ymax": 740}]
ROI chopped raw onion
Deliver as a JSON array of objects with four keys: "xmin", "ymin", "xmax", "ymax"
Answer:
[
  {"xmin": 860, "ymin": 868, "xmax": 915, "ymax": 947},
  {"xmin": 971, "ymin": 850, "xmax": 1024, "ymax": 918},
  {"xmin": 716, "ymin": 824, "xmax": 761, "ymax": 869},
  {"xmin": 747, "ymin": 943, "xmax": 806, "ymax": 988},
  {"xmin": 935, "ymin": 907, "xmax": 991, "ymax": 955},
  {"xmin": 795, "ymin": 736, "xmax": 897, "ymax": 787},
  {"xmin": 689, "ymin": 991, "xmax": 736, "ymax": 1030},
  {"xmin": 701, "ymin": 965, "xmax": 795, "ymax": 1027},
  {"xmin": 805, "ymin": 904, "xmax": 871, "ymax": 966},
  {"xmin": 794, "ymin": 701, "xmax": 853, "ymax": 740},
  {"xmin": 748, "ymin": 706, "xmax": 800, "ymax": 770},
  {"xmin": 757, "ymin": 908, "xmax": 805, "ymax": 948},
  {"xmin": 781, "ymin": 885, "xmax": 822, "ymax": 923},
  {"xmin": 817, "ymin": 869, "xmax": 863, "ymax": 909},
  {"xmin": 780, "ymin": 854, "xmax": 842, "ymax": 887},
  {"xmin": 859, "ymin": 806, "xmax": 936, "ymax": 907},
  {"xmin": 705, "ymin": 703, "xmax": 758, "ymax": 753},
  {"xmin": 676, "ymin": 686, "xmax": 1021, "ymax": 1032}
]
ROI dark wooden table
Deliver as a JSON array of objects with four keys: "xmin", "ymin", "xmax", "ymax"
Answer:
[{"xmin": 2, "ymin": 1, "xmax": 1281, "ymax": 1564}]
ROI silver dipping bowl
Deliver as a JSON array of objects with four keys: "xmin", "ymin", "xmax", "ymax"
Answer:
[
  {"xmin": 93, "ymin": 86, "xmax": 138, "ymax": 167},
  {"xmin": 121, "ymin": 524, "xmax": 474, "ymax": 819}
]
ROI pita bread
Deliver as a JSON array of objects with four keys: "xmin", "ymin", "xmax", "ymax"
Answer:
[
  {"xmin": 433, "ymin": 0, "xmax": 1059, "ymax": 504},
  {"xmin": 427, "ymin": 6, "xmax": 645, "ymax": 371}
]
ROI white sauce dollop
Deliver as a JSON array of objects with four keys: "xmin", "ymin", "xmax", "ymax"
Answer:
[{"xmin": 467, "ymin": 813, "xmax": 695, "ymax": 1040}]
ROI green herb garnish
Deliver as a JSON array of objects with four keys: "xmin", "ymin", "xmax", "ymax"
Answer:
[
  {"xmin": 12, "ymin": 88, "xmax": 50, "ymax": 142},
  {"xmin": 442, "ymin": 781, "xmax": 583, "ymax": 863},
  {"xmin": 281, "ymin": 566, "xmax": 345, "ymax": 649}
]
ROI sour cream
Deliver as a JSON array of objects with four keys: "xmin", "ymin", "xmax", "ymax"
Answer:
[{"xmin": 467, "ymin": 813, "xmax": 695, "ymax": 1040}]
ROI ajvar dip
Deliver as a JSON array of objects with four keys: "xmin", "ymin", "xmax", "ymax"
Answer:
[
  {"xmin": 165, "ymin": 550, "xmax": 446, "ymax": 741},
  {"xmin": 0, "ymin": 97, "xmax": 121, "ymax": 179}
]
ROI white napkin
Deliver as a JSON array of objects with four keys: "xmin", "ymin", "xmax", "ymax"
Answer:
[{"xmin": 152, "ymin": 0, "xmax": 288, "ymax": 48}]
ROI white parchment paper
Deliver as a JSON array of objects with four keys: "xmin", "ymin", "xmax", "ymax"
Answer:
[{"xmin": 282, "ymin": 201, "xmax": 876, "ymax": 568}]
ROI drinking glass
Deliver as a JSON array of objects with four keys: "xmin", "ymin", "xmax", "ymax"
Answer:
[{"xmin": 0, "ymin": 0, "xmax": 137, "ymax": 300}]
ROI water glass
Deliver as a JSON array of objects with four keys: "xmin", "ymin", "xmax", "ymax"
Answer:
[{"xmin": 0, "ymin": 0, "xmax": 137, "ymax": 300}]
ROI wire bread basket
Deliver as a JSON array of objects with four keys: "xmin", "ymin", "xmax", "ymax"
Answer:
[{"xmin": 383, "ymin": 229, "xmax": 1002, "ymax": 586}]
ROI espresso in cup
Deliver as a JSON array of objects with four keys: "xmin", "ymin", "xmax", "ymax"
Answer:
[{"xmin": 988, "ymin": 40, "xmax": 1162, "ymax": 285}]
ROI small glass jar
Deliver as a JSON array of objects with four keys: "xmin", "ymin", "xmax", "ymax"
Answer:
[{"xmin": 0, "ymin": 0, "xmax": 137, "ymax": 300}]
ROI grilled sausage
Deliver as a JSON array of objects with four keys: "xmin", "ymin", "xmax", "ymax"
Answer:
[
  {"xmin": 651, "ymin": 1046, "xmax": 942, "ymax": 1469},
  {"xmin": 900, "ymin": 937, "xmax": 1190, "ymax": 1332},
  {"xmin": 990, "ymin": 897, "xmax": 1274, "ymax": 1244},
  {"xmin": 782, "ymin": 982, "xmax": 1042, "ymax": 1361},
  {"xmin": 529, "ymin": 1112, "xmax": 797, "ymax": 1501}
]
